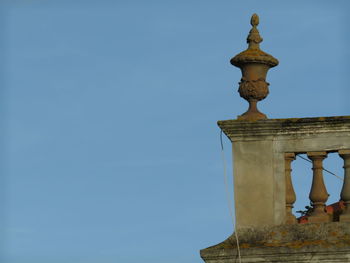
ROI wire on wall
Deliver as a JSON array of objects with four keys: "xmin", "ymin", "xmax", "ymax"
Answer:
[{"xmin": 220, "ymin": 130, "xmax": 242, "ymax": 263}]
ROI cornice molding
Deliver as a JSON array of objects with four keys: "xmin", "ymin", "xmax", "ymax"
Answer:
[{"xmin": 218, "ymin": 116, "xmax": 350, "ymax": 141}]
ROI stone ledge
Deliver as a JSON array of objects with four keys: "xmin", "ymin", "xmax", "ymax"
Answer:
[
  {"xmin": 218, "ymin": 116, "xmax": 350, "ymax": 141},
  {"xmin": 201, "ymin": 248, "xmax": 350, "ymax": 263},
  {"xmin": 200, "ymin": 222, "xmax": 350, "ymax": 263}
]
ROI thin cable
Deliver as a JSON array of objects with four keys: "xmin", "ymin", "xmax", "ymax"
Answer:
[
  {"xmin": 220, "ymin": 130, "xmax": 234, "ymax": 225},
  {"xmin": 220, "ymin": 130, "xmax": 242, "ymax": 263},
  {"xmin": 296, "ymin": 154, "xmax": 343, "ymax": 181}
]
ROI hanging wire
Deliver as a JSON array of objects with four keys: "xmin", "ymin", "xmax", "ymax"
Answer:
[
  {"xmin": 296, "ymin": 154, "xmax": 343, "ymax": 181},
  {"xmin": 220, "ymin": 130, "xmax": 242, "ymax": 263}
]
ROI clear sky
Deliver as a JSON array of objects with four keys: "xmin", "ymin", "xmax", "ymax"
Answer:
[{"xmin": 1, "ymin": 0, "xmax": 350, "ymax": 262}]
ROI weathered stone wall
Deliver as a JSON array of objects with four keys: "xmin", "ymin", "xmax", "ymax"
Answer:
[
  {"xmin": 218, "ymin": 116, "xmax": 350, "ymax": 229},
  {"xmin": 201, "ymin": 222, "xmax": 350, "ymax": 262},
  {"xmin": 201, "ymin": 117, "xmax": 350, "ymax": 262}
]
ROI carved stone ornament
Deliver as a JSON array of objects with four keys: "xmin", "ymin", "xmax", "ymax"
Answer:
[{"xmin": 231, "ymin": 14, "xmax": 278, "ymax": 121}]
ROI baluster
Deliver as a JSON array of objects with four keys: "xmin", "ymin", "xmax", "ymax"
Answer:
[
  {"xmin": 307, "ymin": 151, "xmax": 330, "ymax": 223},
  {"xmin": 339, "ymin": 150, "xmax": 350, "ymax": 222},
  {"xmin": 285, "ymin": 153, "xmax": 296, "ymax": 224}
]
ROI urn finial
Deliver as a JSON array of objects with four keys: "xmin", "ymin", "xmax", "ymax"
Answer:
[
  {"xmin": 231, "ymin": 14, "xmax": 278, "ymax": 121},
  {"xmin": 247, "ymin": 13, "xmax": 262, "ymax": 49},
  {"xmin": 250, "ymin": 13, "xmax": 259, "ymax": 26}
]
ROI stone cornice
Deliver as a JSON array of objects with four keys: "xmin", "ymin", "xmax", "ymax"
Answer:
[
  {"xmin": 218, "ymin": 116, "xmax": 350, "ymax": 141},
  {"xmin": 200, "ymin": 222, "xmax": 350, "ymax": 262}
]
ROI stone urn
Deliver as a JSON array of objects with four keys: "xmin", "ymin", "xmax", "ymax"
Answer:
[{"xmin": 230, "ymin": 14, "xmax": 278, "ymax": 121}]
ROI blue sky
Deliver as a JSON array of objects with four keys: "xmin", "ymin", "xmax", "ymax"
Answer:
[{"xmin": 1, "ymin": 1, "xmax": 349, "ymax": 262}]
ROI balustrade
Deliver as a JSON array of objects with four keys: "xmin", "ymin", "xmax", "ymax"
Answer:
[
  {"xmin": 339, "ymin": 150, "xmax": 350, "ymax": 222},
  {"xmin": 285, "ymin": 153, "xmax": 297, "ymax": 224},
  {"xmin": 307, "ymin": 152, "xmax": 329, "ymax": 223},
  {"xmin": 285, "ymin": 150, "xmax": 350, "ymax": 224}
]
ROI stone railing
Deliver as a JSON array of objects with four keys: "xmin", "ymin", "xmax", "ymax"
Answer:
[
  {"xmin": 202, "ymin": 116, "xmax": 350, "ymax": 263},
  {"xmin": 285, "ymin": 149, "xmax": 350, "ymax": 224},
  {"xmin": 217, "ymin": 116, "xmax": 350, "ymax": 229}
]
